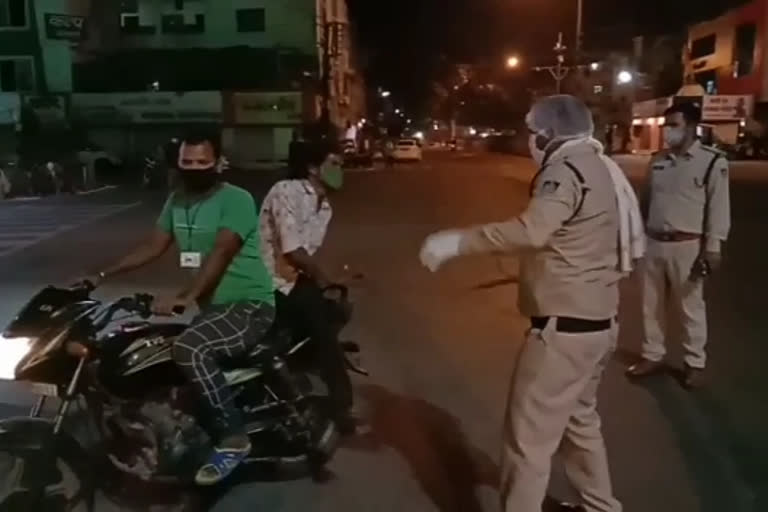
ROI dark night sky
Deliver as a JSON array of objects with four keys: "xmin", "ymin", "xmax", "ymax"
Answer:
[{"xmin": 347, "ymin": 0, "xmax": 751, "ymax": 112}]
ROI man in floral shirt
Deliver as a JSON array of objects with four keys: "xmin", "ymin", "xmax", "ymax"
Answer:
[{"xmin": 260, "ymin": 141, "xmax": 356, "ymax": 433}]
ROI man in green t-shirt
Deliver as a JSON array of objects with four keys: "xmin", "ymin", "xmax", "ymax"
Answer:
[{"xmin": 85, "ymin": 130, "xmax": 274, "ymax": 485}]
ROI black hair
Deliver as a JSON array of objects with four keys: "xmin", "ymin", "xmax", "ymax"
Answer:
[
  {"xmin": 664, "ymin": 102, "xmax": 702, "ymax": 125},
  {"xmin": 306, "ymin": 139, "xmax": 339, "ymax": 168},
  {"xmin": 287, "ymin": 139, "xmax": 339, "ymax": 179},
  {"xmin": 179, "ymin": 127, "xmax": 222, "ymax": 159}
]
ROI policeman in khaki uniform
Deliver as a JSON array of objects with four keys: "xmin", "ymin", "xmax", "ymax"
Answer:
[
  {"xmin": 420, "ymin": 95, "xmax": 625, "ymax": 512},
  {"xmin": 627, "ymin": 102, "xmax": 731, "ymax": 389}
]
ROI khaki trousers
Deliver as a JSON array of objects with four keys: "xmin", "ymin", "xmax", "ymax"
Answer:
[
  {"xmin": 501, "ymin": 318, "xmax": 622, "ymax": 512},
  {"xmin": 641, "ymin": 239, "xmax": 707, "ymax": 368}
]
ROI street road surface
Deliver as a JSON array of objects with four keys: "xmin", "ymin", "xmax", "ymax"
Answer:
[
  {"xmin": 0, "ymin": 152, "xmax": 765, "ymax": 511},
  {"xmin": 0, "ymin": 201, "xmax": 138, "ymax": 258}
]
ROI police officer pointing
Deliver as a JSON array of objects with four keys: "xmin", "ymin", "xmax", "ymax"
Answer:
[
  {"xmin": 627, "ymin": 102, "xmax": 731, "ymax": 388},
  {"xmin": 420, "ymin": 95, "xmax": 623, "ymax": 512}
]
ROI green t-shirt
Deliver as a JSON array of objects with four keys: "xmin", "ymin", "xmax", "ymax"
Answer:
[{"xmin": 157, "ymin": 182, "xmax": 274, "ymax": 306}]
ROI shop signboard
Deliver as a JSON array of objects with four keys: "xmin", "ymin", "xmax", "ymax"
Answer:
[
  {"xmin": 44, "ymin": 13, "xmax": 87, "ymax": 41},
  {"xmin": 70, "ymin": 92, "xmax": 222, "ymax": 124},
  {"xmin": 702, "ymin": 95, "xmax": 754, "ymax": 121},
  {"xmin": 230, "ymin": 92, "xmax": 303, "ymax": 125}
]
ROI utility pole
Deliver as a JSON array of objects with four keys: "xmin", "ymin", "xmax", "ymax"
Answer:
[
  {"xmin": 320, "ymin": 21, "xmax": 332, "ymax": 135},
  {"xmin": 533, "ymin": 33, "xmax": 571, "ymax": 94}
]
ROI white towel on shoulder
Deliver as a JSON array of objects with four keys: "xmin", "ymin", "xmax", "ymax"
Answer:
[
  {"xmin": 587, "ymin": 138, "xmax": 645, "ymax": 273},
  {"xmin": 555, "ymin": 138, "xmax": 645, "ymax": 274}
]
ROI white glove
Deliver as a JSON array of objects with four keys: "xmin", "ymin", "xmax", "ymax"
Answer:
[{"xmin": 419, "ymin": 230, "xmax": 463, "ymax": 272}]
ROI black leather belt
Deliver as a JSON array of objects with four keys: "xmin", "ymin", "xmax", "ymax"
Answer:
[
  {"xmin": 647, "ymin": 231, "xmax": 700, "ymax": 243},
  {"xmin": 531, "ymin": 316, "xmax": 612, "ymax": 333}
]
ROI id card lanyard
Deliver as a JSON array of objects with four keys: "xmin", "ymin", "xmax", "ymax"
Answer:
[{"xmin": 180, "ymin": 201, "xmax": 203, "ymax": 269}]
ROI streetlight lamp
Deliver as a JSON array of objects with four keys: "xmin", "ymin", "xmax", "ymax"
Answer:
[
  {"xmin": 380, "ymin": 90, "xmax": 391, "ymax": 98},
  {"xmin": 617, "ymin": 70, "xmax": 633, "ymax": 84},
  {"xmin": 506, "ymin": 55, "xmax": 520, "ymax": 69}
]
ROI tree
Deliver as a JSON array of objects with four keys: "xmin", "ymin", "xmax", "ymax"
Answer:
[{"xmin": 639, "ymin": 33, "xmax": 686, "ymax": 97}]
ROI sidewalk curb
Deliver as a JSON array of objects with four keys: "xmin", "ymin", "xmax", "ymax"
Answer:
[
  {"xmin": 4, "ymin": 196, "xmax": 42, "ymax": 203},
  {"xmin": 76, "ymin": 185, "xmax": 118, "ymax": 196},
  {"xmin": 2, "ymin": 185, "xmax": 119, "ymax": 203}
]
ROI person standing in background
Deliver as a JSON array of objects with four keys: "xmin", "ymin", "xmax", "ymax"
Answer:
[{"xmin": 627, "ymin": 102, "xmax": 731, "ymax": 389}]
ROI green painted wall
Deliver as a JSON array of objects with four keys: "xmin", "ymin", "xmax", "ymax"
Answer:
[
  {"xmin": 120, "ymin": 0, "xmax": 318, "ymax": 55},
  {"xmin": 0, "ymin": 0, "xmax": 44, "ymax": 92},
  {"xmin": 34, "ymin": 0, "xmax": 90, "ymax": 92}
]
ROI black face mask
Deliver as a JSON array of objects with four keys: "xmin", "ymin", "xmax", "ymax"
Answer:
[{"xmin": 178, "ymin": 167, "xmax": 219, "ymax": 194}]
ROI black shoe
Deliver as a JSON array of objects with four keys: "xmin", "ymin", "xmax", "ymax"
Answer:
[
  {"xmin": 554, "ymin": 504, "xmax": 585, "ymax": 512},
  {"xmin": 543, "ymin": 498, "xmax": 585, "ymax": 512}
]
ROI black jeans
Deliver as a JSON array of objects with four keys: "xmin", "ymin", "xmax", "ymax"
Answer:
[{"xmin": 275, "ymin": 277, "xmax": 353, "ymax": 419}]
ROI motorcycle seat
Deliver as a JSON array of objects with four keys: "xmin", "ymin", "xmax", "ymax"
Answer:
[{"xmin": 223, "ymin": 328, "xmax": 304, "ymax": 387}]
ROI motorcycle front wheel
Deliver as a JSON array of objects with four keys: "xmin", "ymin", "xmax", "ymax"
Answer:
[{"xmin": 0, "ymin": 437, "xmax": 93, "ymax": 512}]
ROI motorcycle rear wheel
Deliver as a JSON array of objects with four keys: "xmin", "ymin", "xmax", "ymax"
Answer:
[
  {"xmin": 243, "ymin": 372, "xmax": 340, "ymax": 480},
  {"xmin": 0, "ymin": 437, "xmax": 93, "ymax": 512}
]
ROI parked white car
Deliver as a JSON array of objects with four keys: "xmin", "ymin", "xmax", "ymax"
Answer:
[{"xmin": 392, "ymin": 139, "xmax": 422, "ymax": 162}]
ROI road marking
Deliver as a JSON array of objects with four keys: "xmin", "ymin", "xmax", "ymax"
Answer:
[{"xmin": 0, "ymin": 202, "xmax": 140, "ymax": 258}]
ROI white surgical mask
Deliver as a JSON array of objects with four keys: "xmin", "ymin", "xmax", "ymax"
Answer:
[
  {"xmin": 663, "ymin": 126, "xmax": 686, "ymax": 148},
  {"xmin": 528, "ymin": 134, "xmax": 546, "ymax": 165}
]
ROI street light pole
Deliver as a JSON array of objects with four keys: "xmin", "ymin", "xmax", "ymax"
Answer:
[
  {"xmin": 533, "ymin": 33, "xmax": 571, "ymax": 93},
  {"xmin": 576, "ymin": 0, "xmax": 583, "ymax": 53}
]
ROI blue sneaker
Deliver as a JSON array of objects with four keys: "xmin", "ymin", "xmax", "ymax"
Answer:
[{"xmin": 195, "ymin": 443, "xmax": 252, "ymax": 485}]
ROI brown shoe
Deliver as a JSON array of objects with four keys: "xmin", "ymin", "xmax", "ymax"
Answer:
[
  {"xmin": 683, "ymin": 365, "xmax": 705, "ymax": 389},
  {"xmin": 626, "ymin": 358, "xmax": 665, "ymax": 378}
]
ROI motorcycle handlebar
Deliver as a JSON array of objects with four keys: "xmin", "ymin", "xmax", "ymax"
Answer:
[{"xmin": 119, "ymin": 294, "xmax": 186, "ymax": 317}]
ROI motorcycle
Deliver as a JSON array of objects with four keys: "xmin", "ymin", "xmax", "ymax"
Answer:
[{"xmin": 0, "ymin": 282, "xmax": 367, "ymax": 510}]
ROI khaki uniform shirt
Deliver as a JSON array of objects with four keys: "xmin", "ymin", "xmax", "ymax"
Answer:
[
  {"xmin": 459, "ymin": 142, "xmax": 622, "ymax": 320},
  {"xmin": 645, "ymin": 140, "xmax": 731, "ymax": 253}
]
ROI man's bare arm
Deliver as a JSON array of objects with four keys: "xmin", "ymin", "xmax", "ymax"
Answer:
[
  {"xmin": 100, "ymin": 228, "xmax": 174, "ymax": 278},
  {"xmin": 284, "ymin": 248, "xmax": 332, "ymax": 288}
]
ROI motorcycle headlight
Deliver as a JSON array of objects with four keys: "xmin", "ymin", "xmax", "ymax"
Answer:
[{"xmin": 0, "ymin": 336, "xmax": 33, "ymax": 379}]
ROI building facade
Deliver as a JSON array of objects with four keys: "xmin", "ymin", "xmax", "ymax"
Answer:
[
  {"xmin": 629, "ymin": 1, "xmax": 767, "ymax": 153},
  {"xmin": 684, "ymin": 0, "xmax": 768, "ymax": 99},
  {"xmin": 2, "ymin": 0, "xmax": 366, "ymax": 165}
]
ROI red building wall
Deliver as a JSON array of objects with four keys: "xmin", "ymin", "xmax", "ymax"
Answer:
[
  {"xmin": 686, "ymin": 0, "xmax": 768, "ymax": 99},
  {"xmin": 717, "ymin": 0, "xmax": 767, "ymax": 97}
]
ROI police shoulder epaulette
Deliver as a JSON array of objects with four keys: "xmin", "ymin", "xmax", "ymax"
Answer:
[{"xmin": 701, "ymin": 145, "xmax": 726, "ymax": 157}]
